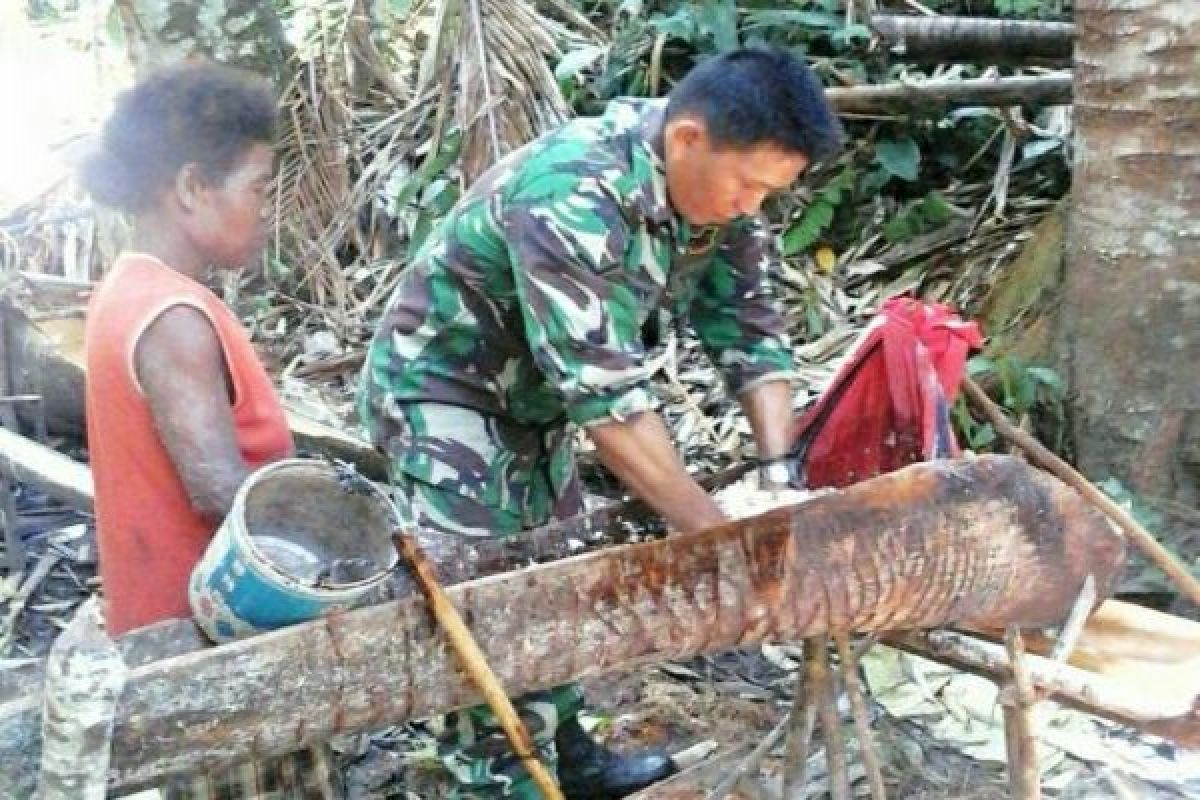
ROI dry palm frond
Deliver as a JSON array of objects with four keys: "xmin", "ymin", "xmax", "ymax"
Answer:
[{"xmin": 419, "ymin": 0, "xmax": 599, "ymax": 183}]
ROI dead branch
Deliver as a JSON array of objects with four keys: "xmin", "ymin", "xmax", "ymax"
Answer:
[
  {"xmin": 888, "ymin": 628, "xmax": 1200, "ymax": 747},
  {"xmin": 870, "ymin": 15, "xmax": 1073, "ymax": 65},
  {"xmin": 825, "ymin": 74, "xmax": 1071, "ymax": 115}
]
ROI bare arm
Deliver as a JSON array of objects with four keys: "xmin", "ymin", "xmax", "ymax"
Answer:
[
  {"xmin": 587, "ymin": 411, "xmax": 728, "ymax": 534},
  {"xmin": 738, "ymin": 379, "xmax": 795, "ymax": 461},
  {"xmin": 135, "ymin": 305, "xmax": 257, "ymax": 522}
]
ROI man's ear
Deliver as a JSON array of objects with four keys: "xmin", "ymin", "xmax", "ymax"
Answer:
[
  {"xmin": 174, "ymin": 163, "xmax": 208, "ymax": 214},
  {"xmin": 665, "ymin": 116, "xmax": 707, "ymax": 153}
]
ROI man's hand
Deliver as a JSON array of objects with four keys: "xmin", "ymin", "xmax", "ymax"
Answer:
[{"xmin": 586, "ymin": 411, "xmax": 728, "ymax": 534}]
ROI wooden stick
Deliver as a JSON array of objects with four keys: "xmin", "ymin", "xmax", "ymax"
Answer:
[
  {"xmin": 395, "ymin": 532, "xmax": 565, "ymax": 800},
  {"xmin": 1050, "ymin": 576, "xmax": 1096, "ymax": 665},
  {"xmin": 704, "ymin": 716, "xmax": 788, "ymax": 800},
  {"xmin": 834, "ymin": 635, "xmax": 887, "ymax": 800},
  {"xmin": 1002, "ymin": 627, "xmax": 1041, "ymax": 800},
  {"xmin": 811, "ymin": 635, "xmax": 851, "ymax": 800},
  {"xmin": 962, "ymin": 376, "xmax": 1200, "ymax": 607},
  {"xmin": 781, "ymin": 640, "xmax": 821, "ymax": 796}
]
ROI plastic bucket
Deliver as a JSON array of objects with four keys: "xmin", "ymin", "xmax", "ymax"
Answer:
[{"xmin": 189, "ymin": 459, "xmax": 401, "ymax": 643}]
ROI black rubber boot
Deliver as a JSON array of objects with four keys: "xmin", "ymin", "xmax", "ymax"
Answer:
[{"xmin": 555, "ymin": 716, "xmax": 676, "ymax": 799}]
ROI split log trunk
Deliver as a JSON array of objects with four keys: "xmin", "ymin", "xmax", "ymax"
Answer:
[
  {"xmin": 870, "ymin": 15, "xmax": 1074, "ymax": 65},
  {"xmin": 824, "ymin": 74, "xmax": 1071, "ymax": 116},
  {"xmin": 0, "ymin": 456, "xmax": 1124, "ymax": 794}
]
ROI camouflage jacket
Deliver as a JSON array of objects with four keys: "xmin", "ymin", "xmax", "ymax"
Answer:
[{"xmin": 360, "ymin": 98, "xmax": 793, "ymax": 508}]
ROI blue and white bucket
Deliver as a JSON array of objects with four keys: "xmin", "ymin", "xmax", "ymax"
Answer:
[{"xmin": 189, "ymin": 458, "xmax": 401, "ymax": 643}]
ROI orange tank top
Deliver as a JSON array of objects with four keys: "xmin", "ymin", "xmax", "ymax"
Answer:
[{"xmin": 86, "ymin": 254, "xmax": 293, "ymax": 636}]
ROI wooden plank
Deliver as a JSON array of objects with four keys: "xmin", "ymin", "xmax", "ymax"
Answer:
[{"xmin": 0, "ymin": 456, "xmax": 1126, "ymax": 794}]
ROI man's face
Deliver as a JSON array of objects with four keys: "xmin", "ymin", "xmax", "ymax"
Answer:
[{"xmin": 664, "ymin": 119, "xmax": 809, "ymax": 227}]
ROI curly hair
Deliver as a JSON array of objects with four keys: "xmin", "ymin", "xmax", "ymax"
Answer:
[{"xmin": 80, "ymin": 61, "xmax": 276, "ymax": 213}]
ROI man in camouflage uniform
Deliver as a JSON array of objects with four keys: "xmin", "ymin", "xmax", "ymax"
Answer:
[{"xmin": 360, "ymin": 47, "xmax": 842, "ymax": 798}]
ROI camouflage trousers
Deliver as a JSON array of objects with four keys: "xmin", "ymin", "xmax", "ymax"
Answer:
[{"xmin": 381, "ymin": 403, "xmax": 586, "ymax": 799}]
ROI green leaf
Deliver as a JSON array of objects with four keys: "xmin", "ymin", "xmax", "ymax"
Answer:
[
  {"xmin": 875, "ymin": 136, "xmax": 921, "ymax": 182},
  {"xmin": 696, "ymin": 0, "xmax": 739, "ymax": 52},
  {"xmin": 782, "ymin": 201, "xmax": 834, "ymax": 255},
  {"xmin": 1026, "ymin": 366, "xmax": 1065, "ymax": 394},
  {"xmin": 650, "ymin": 8, "xmax": 697, "ymax": 42}
]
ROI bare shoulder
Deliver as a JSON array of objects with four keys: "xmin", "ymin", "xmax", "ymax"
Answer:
[{"xmin": 135, "ymin": 303, "xmax": 230, "ymax": 396}]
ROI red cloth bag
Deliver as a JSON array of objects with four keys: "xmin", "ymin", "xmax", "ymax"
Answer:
[{"xmin": 789, "ymin": 297, "xmax": 983, "ymax": 490}]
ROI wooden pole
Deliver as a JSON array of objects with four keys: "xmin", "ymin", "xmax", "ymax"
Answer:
[
  {"xmin": 781, "ymin": 643, "xmax": 820, "ymax": 797},
  {"xmin": 834, "ymin": 635, "xmax": 887, "ymax": 800},
  {"xmin": 962, "ymin": 376, "xmax": 1200, "ymax": 607},
  {"xmin": 395, "ymin": 532, "xmax": 565, "ymax": 800},
  {"xmin": 1002, "ymin": 627, "xmax": 1041, "ymax": 800},
  {"xmin": 811, "ymin": 636, "xmax": 851, "ymax": 800}
]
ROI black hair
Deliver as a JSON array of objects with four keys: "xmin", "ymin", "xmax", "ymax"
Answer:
[
  {"xmin": 80, "ymin": 61, "xmax": 276, "ymax": 213},
  {"xmin": 666, "ymin": 47, "xmax": 843, "ymax": 163}
]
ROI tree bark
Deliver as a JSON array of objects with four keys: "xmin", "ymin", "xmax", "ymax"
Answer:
[
  {"xmin": 824, "ymin": 74, "xmax": 1071, "ymax": 116},
  {"xmin": 870, "ymin": 15, "xmax": 1073, "ymax": 65},
  {"xmin": 0, "ymin": 456, "xmax": 1125, "ymax": 795},
  {"xmin": 1065, "ymin": 2, "xmax": 1200, "ymax": 526}
]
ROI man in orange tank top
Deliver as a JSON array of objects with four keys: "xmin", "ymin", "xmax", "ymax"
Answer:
[{"xmin": 81, "ymin": 62, "xmax": 339, "ymax": 799}]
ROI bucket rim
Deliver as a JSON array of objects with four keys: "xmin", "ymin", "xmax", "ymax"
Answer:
[{"xmin": 231, "ymin": 457, "xmax": 401, "ymax": 593}]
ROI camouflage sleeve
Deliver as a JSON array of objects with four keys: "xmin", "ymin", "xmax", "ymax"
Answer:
[
  {"xmin": 689, "ymin": 215, "xmax": 795, "ymax": 395},
  {"xmin": 504, "ymin": 177, "xmax": 660, "ymax": 427}
]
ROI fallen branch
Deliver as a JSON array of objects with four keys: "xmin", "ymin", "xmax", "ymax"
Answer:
[
  {"xmin": 888, "ymin": 627, "xmax": 1200, "ymax": 747},
  {"xmin": 825, "ymin": 74, "xmax": 1071, "ymax": 115},
  {"xmin": 870, "ymin": 15, "xmax": 1073, "ymax": 64},
  {"xmin": 963, "ymin": 376, "xmax": 1200, "ymax": 607},
  {"xmin": 0, "ymin": 456, "xmax": 1124, "ymax": 794}
]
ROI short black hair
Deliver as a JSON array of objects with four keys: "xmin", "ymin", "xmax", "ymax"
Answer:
[
  {"xmin": 80, "ymin": 61, "xmax": 276, "ymax": 213},
  {"xmin": 666, "ymin": 47, "xmax": 843, "ymax": 163}
]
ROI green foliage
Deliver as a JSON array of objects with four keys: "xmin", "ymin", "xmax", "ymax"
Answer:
[
  {"xmin": 1095, "ymin": 477, "xmax": 1186, "ymax": 594},
  {"xmin": 781, "ymin": 166, "xmax": 856, "ymax": 256},
  {"xmin": 952, "ymin": 355, "xmax": 1066, "ymax": 453},
  {"xmin": 883, "ymin": 191, "xmax": 954, "ymax": 243},
  {"xmin": 874, "ymin": 136, "xmax": 921, "ymax": 182}
]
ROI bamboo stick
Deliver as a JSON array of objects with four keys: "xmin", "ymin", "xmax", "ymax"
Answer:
[
  {"xmin": 396, "ymin": 532, "xmax": 565, "ymax": 800},
  {"xmin": 962, "ymin": 376, "xmax": 1200, "ymax": 607}
]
